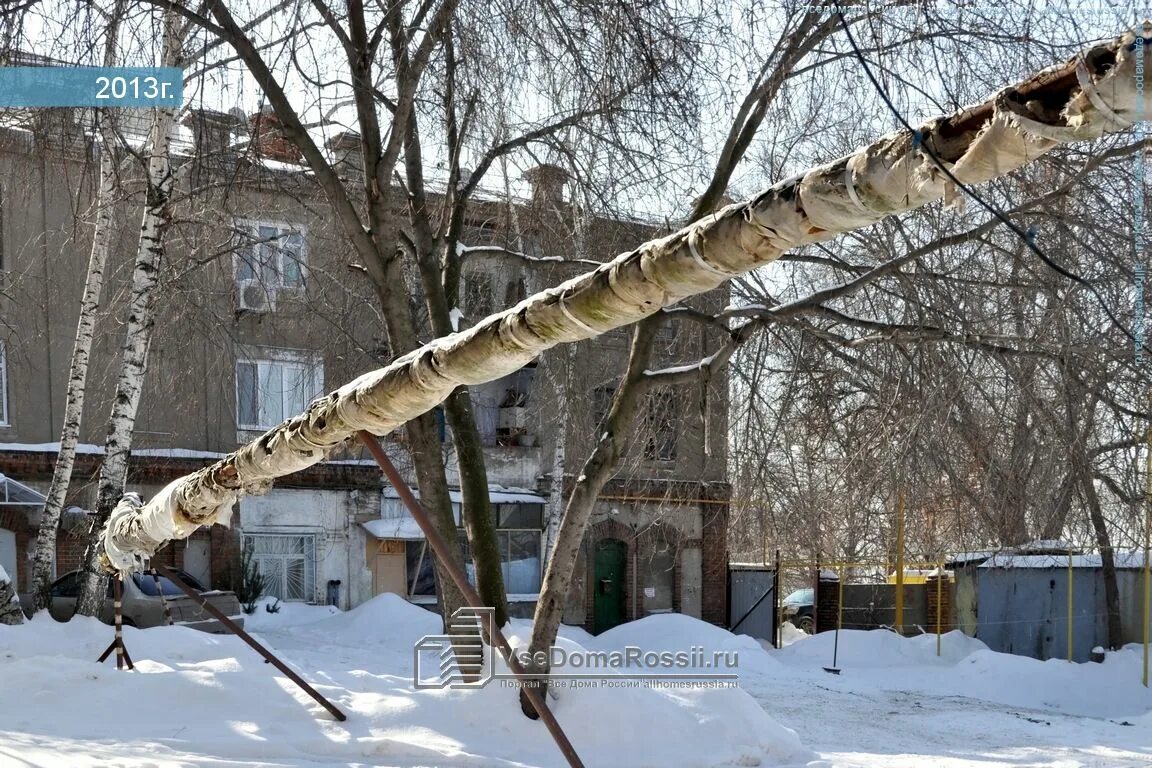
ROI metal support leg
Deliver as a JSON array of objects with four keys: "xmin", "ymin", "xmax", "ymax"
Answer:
[
  {"xmin": 97, "ymin": 573, "xmax": 134, "ymax": 670},
  {"xmin": 356, "ymin": 431, "xmax": 585, "ymax": 768},
  {"xmin": 151, "ymin": 567, "xmax": 175, "ymax": 626},
  {"xmin": 155, "ymin": 566, "xmax": 346, "ymax": 722}
]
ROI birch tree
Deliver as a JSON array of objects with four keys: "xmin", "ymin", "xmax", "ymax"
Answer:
[
  {"xmin": 28, "ymin": 0, "xmax": 126, "ymax": 613},
  {"xmin": 76, "ymin": 3, "xmax": 186, "ymax": 616}
]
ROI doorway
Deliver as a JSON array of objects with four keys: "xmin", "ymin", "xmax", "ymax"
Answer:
[
  {"xmin": 593, "ymin": 538, "xmax": 627, "ymax": 634},
  {"xmin": 370, "ymin": 539, "xmax": 407, "ymax": 596}
]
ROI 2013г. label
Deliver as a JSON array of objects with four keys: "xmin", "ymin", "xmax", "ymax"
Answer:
[{"xmin": 95, "ymin": 76, "xmax": 173, "ymax": 100}]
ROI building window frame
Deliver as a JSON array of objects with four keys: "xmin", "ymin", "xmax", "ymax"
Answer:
[
  {"xmin": 242, "ymin": 532, "xmax": 317, "ymax": 602},
  {"xmin": 235, "ymin": 346, "xmax": 323, "ymax": 431},
  {"xmin": 233, "ymin": 218, "xmax": 308, "ymax": 293},
  {"xmin": 644, "ymin": 388, "xmax": 678, "ymax": 461}
]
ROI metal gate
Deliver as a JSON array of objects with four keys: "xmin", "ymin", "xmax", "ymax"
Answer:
[{"xmin": 728, "ymin": 565, "xmax": 777, "ymax": 642}]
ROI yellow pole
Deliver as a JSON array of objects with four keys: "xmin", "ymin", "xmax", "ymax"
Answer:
[
  {"xmin": 936, "ymin": 558, "xmax": 943, "ymax": 657},
  {"xmin": 895, "ymin": 492, "xmax": 905, "ymax": 635},
  {"xmin": 1067, "ymin": 550, "xmax": 1074, "ymax": 662},
  {"xmin": 838, "ymin": 564, "xmax": 845, "ymax": 633}
]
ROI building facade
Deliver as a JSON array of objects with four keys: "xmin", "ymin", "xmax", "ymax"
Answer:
[{"xmin": 0, "ymin": 106, "xmax": 730, "ymax": 630}]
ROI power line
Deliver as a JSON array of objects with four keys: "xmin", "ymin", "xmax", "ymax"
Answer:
[{"xmin": 835, "ymin": 9, "xmax": 1142, "ymax": 352}]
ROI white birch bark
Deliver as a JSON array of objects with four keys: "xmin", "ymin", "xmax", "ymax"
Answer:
[
  {"xmin": 99, "ymin": 30, "xmax": 1148, "ymax": 570},
  {"xmin": 28, "ymin": 1, "xmax": 126, "ymax": 612},
  {"xmin": 77, "ymin": 7, "xmax": 184, "ymax": 614},
  {"xmin": 542, "ymin": 345, "xmax": 573, "ymax": 568}
]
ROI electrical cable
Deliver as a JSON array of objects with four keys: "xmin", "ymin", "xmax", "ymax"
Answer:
[{"xmin": 835, "ymin": 8, "xmax": 1142, "ymax": 350}]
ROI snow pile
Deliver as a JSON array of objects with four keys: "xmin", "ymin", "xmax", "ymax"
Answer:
[
  {"xmin": 771, "ymin": 628, "xmax": 1152, "ymax": 718},
  {"xmin": 776, "ymin": 628, "xmax": 987, "ymax": 668},
  {"xmin": 1, "ymin": 596, "xmax": 818, "ymax": 767},
  {"xmin": 242, "ymin": 595, "xmax": 341, "ymax": 632},
  {"xmin": 777, "ymin": 623, "xmax": 809, "ymax": 647}
]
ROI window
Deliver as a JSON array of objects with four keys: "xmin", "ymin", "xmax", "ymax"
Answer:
[
  {"xmin": 0, "ymin": 342, "xmax": 7, "ymax": 426},
  {"xmin": 464, "ymin": 271, "xmax": 495, "ymax": 318},
  {"xmin": 405, "ymin": 541, "xmax": 436, "ymax": 596},
  {"xmin": 459, "ymin": 528, "xmax": 543, "ymax": 595},
  {"xmin": 644, "ymin": 389, "xmax": 677, "ymax": 461},
  {"xmin": 132, "ymin": 571, "xmax": 204, "ymax": 597},
  {"xmin": 235, "ymin": 349, "xmax": 323, "ymax": 430},
  {"xmin": 503, "ymin": 278, "xmax": 526, "ymax": 307},
  {"xmin": 234, "ymin": 219, "xmax": 307, "ymax": 291},
  {"xmin": 243, "ymin": 534, "xmax": 316, "ymax": 602},
  {"xmin": 495, "ymin": 503, "xmax": 543, "ymax": 529}
]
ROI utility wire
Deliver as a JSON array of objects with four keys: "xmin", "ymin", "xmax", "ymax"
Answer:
[{"xmin": 835, "ymin": 9, "xmax": 1143, "ymax": 351}]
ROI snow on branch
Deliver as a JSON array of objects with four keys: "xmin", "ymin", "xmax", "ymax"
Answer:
[
  {"xmin": 100, "ymin": 30, "xmax": 1151, "ymax": 569},
  {"xmin": 455, "ymin": 242, "xmax": 602, "ymax": 268}
]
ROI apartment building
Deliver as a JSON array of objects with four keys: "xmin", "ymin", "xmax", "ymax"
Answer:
[{"xmin": 0, "ymin": 106, "xmax": 730, "ymax": 630}]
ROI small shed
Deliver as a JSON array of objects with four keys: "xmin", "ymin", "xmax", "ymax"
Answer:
[{"xmin": 974, "ymin": 551, "xmax": 1148, "ymax": 662}]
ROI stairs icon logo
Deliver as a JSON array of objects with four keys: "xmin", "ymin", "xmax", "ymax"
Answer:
[{"xmin": 413, "ymin": 606, "xmax": 495, "ymax": 689}]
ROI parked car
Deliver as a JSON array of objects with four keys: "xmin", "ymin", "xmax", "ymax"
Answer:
[
  {"xmin": 780, "ymin": 587, "xmax": 814, "ymax": 632},
  {"xmin": 35, "ymin": 569, "xmax": 244, "ymax": 633}
]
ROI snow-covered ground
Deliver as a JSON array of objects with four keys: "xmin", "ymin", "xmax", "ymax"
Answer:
[{"xmin": 1, "ymin": 594, "xmax": 1149, "ymax": 767}]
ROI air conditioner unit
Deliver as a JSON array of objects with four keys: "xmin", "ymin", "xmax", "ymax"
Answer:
[{"xmin": 237, "ymin": 279, "xmax": 276, "ymax": 313}]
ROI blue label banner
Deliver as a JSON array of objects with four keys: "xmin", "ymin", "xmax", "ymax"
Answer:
[{"xmin": 0, "ymin": 67, "xmax": 183, "ymax": 107}]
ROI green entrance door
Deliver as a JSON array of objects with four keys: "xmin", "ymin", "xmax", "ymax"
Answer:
[{"xmin": 593, "ymin": 538, "xmax": 627, "ymax": 634}]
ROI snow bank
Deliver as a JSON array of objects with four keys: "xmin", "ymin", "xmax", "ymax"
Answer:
[
  {"xmin": 770, "ymin": 628, "xmax": 1152, "ymax": 719},
  {"xmin": 243, "ymin": 595, "xmax": 341, "ymax": 632},
  {"xmin": 776, "ymin": 628, "xmax": 987, "ymax": 668},
  {"xmin": 1, "ymin": 598, "xmax": 819, "ymax": 767}
]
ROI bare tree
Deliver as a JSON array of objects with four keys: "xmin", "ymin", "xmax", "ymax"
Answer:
[
  {"xmin": 28, "ymin": 0, "xmax": 126, "ymax": 613},
  {"xmin": 95, "ymin": 30, "xmax": 1147, "ymax": 671},
  {"xmin": 76, "ymin": 2, "xmax": 186, "ymax": 615}
]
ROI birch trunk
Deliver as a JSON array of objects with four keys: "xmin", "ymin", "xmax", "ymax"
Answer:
[
  {"xmin": 28, "ymin": 1, "xmax": 125, "ymax": 613},
  {"xmin": 98, "ymin": 30, "xmax": 1147, "ymax": 580},
  {"xmin": 542, "ymin": 346, "xmax": 574, "ymax": 569},
  {"xmin": 76, "ymin": 8, "xmax": 183, "ymax": 616}
]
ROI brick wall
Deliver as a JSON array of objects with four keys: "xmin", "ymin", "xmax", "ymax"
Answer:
[{"xmin": 700, "ymin": 500, "xmax": 728, "ymax": 626}]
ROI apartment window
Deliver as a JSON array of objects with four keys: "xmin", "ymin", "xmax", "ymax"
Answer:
[
  {"xmin": 234, "ymin": 219, "xmax": 307, "ymax": 291},
  {"xmin": 243, "ymin": 533, "xmax": 316, "ymax": 602},
  {"xmin": 235, "ymin": 349, "xmax": 323, "ymax": 429},
  {"xmin": 0, "ymin": 342, "xmax": 8, "ymax": 426},
  {"xmin": 644, "ymin": 389, "xmax": 677, "ymax": 461}
]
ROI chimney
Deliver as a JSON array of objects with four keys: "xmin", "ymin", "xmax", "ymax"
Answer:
[
  {"xmin": 183, "ymin": 108, "xmax": 242, "ymax": 157},
  {"xmin": 248, "ymin": 107, "xmax": 302, "ymax": 164},
  {"xmin": 326, "ymin": 130, "xmax": 362, "ymax": 176},
  {"xmin": 523, "ymin": 163, "xmax": 569, "ymax": 206}
]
